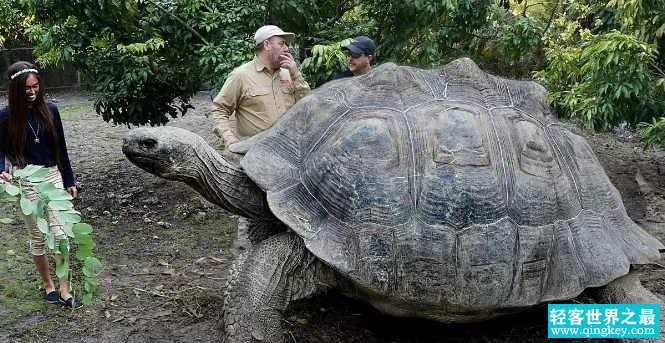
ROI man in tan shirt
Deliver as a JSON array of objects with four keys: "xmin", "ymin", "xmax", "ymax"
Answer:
[{"xmin": 211, "ymin": 25, "xmax": 311, "ymax": 147}]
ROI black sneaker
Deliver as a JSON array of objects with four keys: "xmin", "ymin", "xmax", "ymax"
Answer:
[
  {"xmin": 59, "ymin": 295, "xmax": 84, "ymax": 309},
  {"xmin": 44, "ymin": 291, "xmax": 60, "ymax": 304}
]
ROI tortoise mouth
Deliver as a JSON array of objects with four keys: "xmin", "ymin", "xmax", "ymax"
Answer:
[{"xmin": 123, "ymin": 151, "xmax": 165, "ymax": 174}]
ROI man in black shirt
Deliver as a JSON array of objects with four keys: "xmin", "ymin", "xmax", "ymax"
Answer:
[{"xmin": 333, "ymin": 36, "xmax": 375, "ymax": 80}]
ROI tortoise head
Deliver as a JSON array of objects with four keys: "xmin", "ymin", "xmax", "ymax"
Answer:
[
  {"xmin": 123, "ymin": 126, "xmax": 275, "ymax": 221},
  {"xmin": 122, "ymin": 126, "xmax": 206, "ymax": 183}
]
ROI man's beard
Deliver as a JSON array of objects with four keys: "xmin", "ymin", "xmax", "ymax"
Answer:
[{"xmin": 269, "ymin": 49, "xmax": 281, "ymax": 69}]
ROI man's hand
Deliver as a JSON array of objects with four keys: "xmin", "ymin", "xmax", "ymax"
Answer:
[
  {"xmin": 225, "ymin": 136, "xmax": 240, "ymax": 148},
  {"xmin": 0, "ymin": 171, "xmax": 12, "ymax": 183},
  {"xmin": 66, "ymin": 186, "xmax": 78, "ymax": 199},
  {"xmin": 279, "ymin": 52, "xmax": 299, "ymax": 77}
]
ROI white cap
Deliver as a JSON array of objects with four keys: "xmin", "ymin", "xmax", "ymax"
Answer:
[{"xmin": 254, "ymin": 25, "xmax": 295, "ymax": 44}]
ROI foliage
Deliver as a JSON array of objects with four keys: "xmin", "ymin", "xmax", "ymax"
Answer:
[
  {"xmin": 536, "ymin": 31, "xmax": 660, "ymax": 130},
  {"xmin": 18, "ymin": 0, "xmax": 665, "ymax": 147},
  {"xmin": 23, "ymin": 0, "xmax": 485, "ymax": 123},
  {"xmin": 301, "ymin": 38, "xmax": 351, "ymax": 87},
  {"xmin": 25, "ymin": 0, "xmax": 261, "ymax": 126},
  {"xmin": 0, "ymin": 165, "xmax": 100, "ymax": 306},
  {"xmin": 532, "ymin": 0, "xmax": 665, "ymax": 145},
  {"xmin": 0, "ymin": 0, "xmax": 32, "ymax": 48},
  {"xmin": 638, "ymin": 117, "xmax": 665, "ymax": 149},
  {"xmin": 471, "ymin": 3, "xmax": 544, "ymax": 78}
]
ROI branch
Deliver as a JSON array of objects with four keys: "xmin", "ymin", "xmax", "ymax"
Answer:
[
  {"xmin": 525, "ymin": 1, "xmax": 558, "ymax": 10},
  {"xmin": 402, "ymin": 39, "xmax": 424, "ymax": 61},
  {"xmin": 651, "ymin": 61, "xmax": 665, "ymax": 78},
  {"xmin": 542, "ymin": 0, "xmax": 561, "ymax": 37},
  {"xmin": 522, "ymin": 0, "xmax": 528, "ymax": 16},
  {"xmin": 323, "ymin": 0, "xmax": 360, "ymax": 28},
  {"xmin": 144, "ymin": 0, "xmax": 209, "ymax": 45}
]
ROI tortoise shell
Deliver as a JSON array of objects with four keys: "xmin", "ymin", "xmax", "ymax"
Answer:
[{"xmin": 241, "ymin": 58, "xmax": 663, "ymax": 315}]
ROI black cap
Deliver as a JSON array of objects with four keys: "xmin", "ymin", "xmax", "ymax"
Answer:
[{"xmin": 342, "ymin": 36, "xmax": 375, "ymax": 55}]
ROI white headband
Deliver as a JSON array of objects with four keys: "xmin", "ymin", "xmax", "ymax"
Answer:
[{"xmin": 10, "ymin": 68, "xmax": 38, "ymax": 80}]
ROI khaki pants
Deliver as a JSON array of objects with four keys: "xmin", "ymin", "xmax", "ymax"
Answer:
[{"xmin": 8, "ymin": 165, "xmax": 68, "ymax": 256}]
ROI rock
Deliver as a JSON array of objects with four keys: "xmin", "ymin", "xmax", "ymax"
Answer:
[{"xmin": 157, "ymin": 221, "xmax": 172, "ymax": 228}]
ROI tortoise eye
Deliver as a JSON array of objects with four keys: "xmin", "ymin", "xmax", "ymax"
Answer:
[{"xmin": 139, "ymin": 138, "xmax": 157, "ymax": 150}]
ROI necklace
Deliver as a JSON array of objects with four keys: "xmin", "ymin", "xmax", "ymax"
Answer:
[{"xmin": 28, "ymin": 122, "xmax": 40, "ymax": 144}]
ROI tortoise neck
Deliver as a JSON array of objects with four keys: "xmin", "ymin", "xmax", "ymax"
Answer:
[{"xmin": 191, "ymin": 145, "xmax": 275, "ymax": 221}]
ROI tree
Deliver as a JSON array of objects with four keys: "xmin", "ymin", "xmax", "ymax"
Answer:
[
  {"xmin": 0, "ymin": 0, "xmax": 31, "ymax": 49},
  {"xmin": 534, "ymin": 0, "xmax": 665, "ymax": 144},
  {"xmin": 26, "ymin": 0, "xmax": 261, "ymax": 126},
  {"xmin": 24, "ymin": 0, "xmax": 478, "ymax": 125},
  {"xmin": 23, "ymin": 0, "xmax": 665, "ymax": 147}
]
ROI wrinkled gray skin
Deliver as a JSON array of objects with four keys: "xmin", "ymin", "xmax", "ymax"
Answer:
[{"xmin": 123, "ymin": 58, "xmax": 664, "ymax": 343}]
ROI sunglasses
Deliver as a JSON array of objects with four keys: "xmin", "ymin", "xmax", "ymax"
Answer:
[{"xmin": 348, "ymin": 52, "xmax": 364, "ymax": 59}]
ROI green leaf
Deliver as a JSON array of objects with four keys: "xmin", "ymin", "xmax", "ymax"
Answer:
[
  {"xmin": 73, "ymin": 234, "xmax": 93, "ymax": 245},
  {"xmin": 35, "ymin": 182, "xmax": 57, "ymax": 193},
  {"xmin": 72, "ymin": 223, "xmax": 93, "ymax": 235},
  {"xmin": 47, "ymin": 200, "xmax": 74, "ymax": 210},
  {"xmin": 82, "ymin": 265, "xmax": 95, "ymax": 277},
  {"xmin": 0, "ymin": 218, "xmax": 13, "ymax": 224},
  {"xmin": 62, "ymin": 223, "xmax": 75, "ymax": 238},
  {"xmin": 76, "ymin": 247, "xmax": 93, "ymax": 260},
  {"xmin": 17, "ymin": 165, "xmax": 43, "ymax": 178},
  {"xmin": 78, "ymin": 240, "xmax": 96, "ymax": 250},
  {"xmin": 84, "ymin": 256, "xmax": 102, "ymax": 268},
  {"xmin": 37, "ymin": 217, "xmax": 49, "ymax": 234},
  {"xmin": 47, "ymin": 232, "xmax": 56, "ymax": 250},
  {"xmin": 83, "ymin": 293, "xmax": 93, "ymax": 305},
  {"xmin": 45, "ymin": 189, "xmax": 73, "ymax": 201},
  {"xmin": 56, "ymin": 259, "xmax": 69, "ymax": 278},
  {"xmin": 85, "ymin": 279, "xmax": 97, "ymax": 293},
  {"xmin": 59, "ymin": 239, "xmax": 70, "ymax": 256},
  {"xmin": 36, "ymin": 200, "xmax": 46, "ymax": 219},
  {"xmin": 20, "ymin": 198, "xmax": 34, "ymax": 215},
  {"xmin": 27, "ymin": 168, "xmax": 49, "ymax": 182},
  {"xmin": 59, "ymin": 212, "xmax": 81, "ymax": 224},
  {"xmin": 5, "ymin": 184, "xmax": 20, "ymax": 196}
]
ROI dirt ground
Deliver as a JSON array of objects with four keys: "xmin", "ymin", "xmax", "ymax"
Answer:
[{"xmin": 0, "ymin": 90, "xmax": 663, "ymax": 343}]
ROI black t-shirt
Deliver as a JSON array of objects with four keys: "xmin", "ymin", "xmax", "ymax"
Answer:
[{"xmin": 332, "ymin": 69, "xmax": 354, "ymax": 80}]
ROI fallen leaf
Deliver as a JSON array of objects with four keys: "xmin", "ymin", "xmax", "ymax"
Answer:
[
  {"xmin": 110, "ymin": 294, "xmax": 118, "ymax": 301},
  {"xmin": 210, "ymin": 257, "xmax": 226, "ymax": 263},
  {"xmin": 157, "ymin": 260, "xmax": 169, "ymax": 266},
  {"xmin": 151, "ymin": 310, "xmax": 173, "ymax": 318},
  {"xmin": 6, "ymin": 250, "xmax": 16, "ymax": 256},
  {"xmin": 113, "ymin": 316, "xmax": 125, "ymax": 323},
  {"xmin": 128, "ymin": 317, "xmax": 138, "ymax": 324},
  {"xmin": 162, "ymin": 268, "xmax": 177, "ymax": 276},
  {"xmin": 104, "ymin": 310, "xmax": 111, "ymax": 318}
]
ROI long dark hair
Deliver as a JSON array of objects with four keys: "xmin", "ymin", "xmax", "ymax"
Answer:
[{"xmin": 5, "ymin": 61, "xmax": 62, "ymax": 169}]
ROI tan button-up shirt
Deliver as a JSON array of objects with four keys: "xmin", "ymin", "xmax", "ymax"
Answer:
[{"xmin": 211, "ymin": 56, "xmax": 310, "ymax": 141}]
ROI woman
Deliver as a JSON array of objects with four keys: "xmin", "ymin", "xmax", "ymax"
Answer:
[{"xmin": 0, "ymin": 61, "xmax": 82, "ymax": 309}]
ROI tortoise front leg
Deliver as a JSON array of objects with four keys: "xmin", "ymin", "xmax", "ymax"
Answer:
[
  {"xmin": 589, "ymin": 269, "xmax": 664, "ymax": 343},
  {"xmin": 222, "ymin": 232, "xmax": 340, "ymax": 343}
]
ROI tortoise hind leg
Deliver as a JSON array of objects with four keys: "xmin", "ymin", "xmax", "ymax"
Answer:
[
  {"xmin": 589, "ymin": 269, "xmax": 664, "ymax": 343},
  {"xmin": 246, "ymin": 218, "xmax": 287, "ymax": 244},
  {"xmin": 222, "ymin": 232, "xmax": 341, "ymax": 343}
]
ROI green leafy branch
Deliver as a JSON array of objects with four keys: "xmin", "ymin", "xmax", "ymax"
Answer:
[
  {"xmin": 301, "ymin": 38, "xmax": 353, "ymax": 87},
  {"xmin": 0, "ymin": 165, "xmax": 100, "ymax": 305}
]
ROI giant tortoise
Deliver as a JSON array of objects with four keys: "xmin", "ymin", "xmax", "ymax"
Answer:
[{"xmin": 122, "ymin": 58, "xmax": 665, "ymax": 342}]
